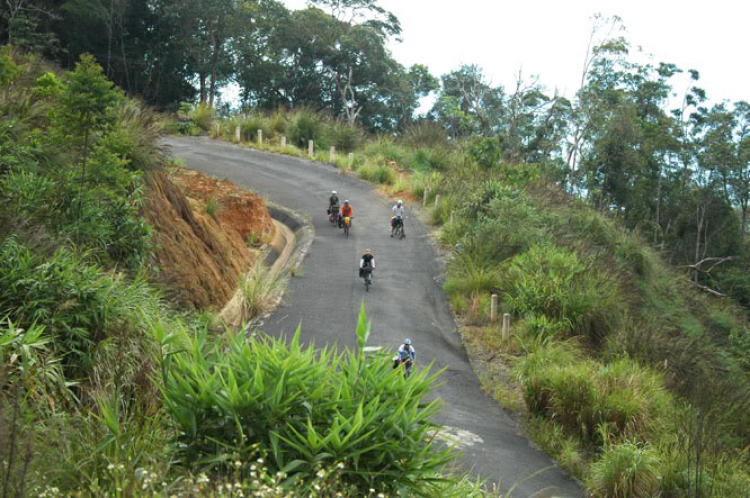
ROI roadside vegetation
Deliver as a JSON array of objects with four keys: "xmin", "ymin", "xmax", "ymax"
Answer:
[
  {"xmin": 6, "ymin": 0, "xmax": 750, "ymax": 495},
  {"xmin": 0, "ymin": 52, "xmax": 483, "ymax": 496},
  {"xmin": 172, "ymin": 30, "xmax": 750, "ymax": 497}
]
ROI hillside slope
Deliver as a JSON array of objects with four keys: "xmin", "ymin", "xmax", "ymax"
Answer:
[{"xmin": 144, "ymin": 170, "xmax": 274, "ymax": 309}]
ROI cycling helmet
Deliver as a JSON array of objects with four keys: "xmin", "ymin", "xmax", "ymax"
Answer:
[
  {"xmin": 332, "ymin": 190, "xmax": 337, "ymax": 194},
  {"xmin": 365, "ymin": 248, "xmax": 372, "ymax": 254},
  {"xmin": 403, "ymin": 338, "xmax": 412, "ymax": 345},
  {"xmin": 344, "ymin": 200, "xmax": 350, "ymax": 205},
  {"xmin": 397, "ymin": 199, "xmax": 403, "ymax": 206}
]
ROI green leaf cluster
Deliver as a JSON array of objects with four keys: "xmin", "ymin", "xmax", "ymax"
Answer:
[{"xmin": 161, "ymin": 306, "xmax": 454, "ymax": 494}]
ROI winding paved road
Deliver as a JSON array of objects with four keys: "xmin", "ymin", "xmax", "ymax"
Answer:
[{"xmin": 164, "ymin": 137, "xmax": 581, "ymax": 497}]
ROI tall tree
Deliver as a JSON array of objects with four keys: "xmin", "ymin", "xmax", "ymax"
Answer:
[
  {"xmin": 166, "ymin": 0, "xmax": 241, "ymax": 106},
  {"xmin": 731, "ymin": 101, "xmax": 750, "ymax": 237}
]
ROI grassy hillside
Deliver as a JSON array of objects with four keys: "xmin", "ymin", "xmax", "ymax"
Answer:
[
  {"xmin": 0, "ymin": 53, "xmax": 486, "ymax": 496},
  {"xmin": 191, "ymin": 107, "xmax": 750, "ymax": 496}
]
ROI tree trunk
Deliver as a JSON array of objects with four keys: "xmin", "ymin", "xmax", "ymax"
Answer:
[
  {"xmin": 654, "ymin": 174, "xmax": 662, "ymax": 245},
  {"xmin": 694, "ymin": 204, "xmax": 705, "ymax": 282},
  {"xmin": 78, "ymin": 123, "xmax": 90, "ymax": 219},
  {"xmin": 209, "ymin": 36, "xmax": 219, "ymax": 108},
  {"xmin": 199, "ymin": 73, "xmax": 207, "ymax": 105}
]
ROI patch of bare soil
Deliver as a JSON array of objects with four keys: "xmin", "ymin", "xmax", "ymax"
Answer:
[
  {"xmin": 144, "ymin": 169, "xmax": 274, "ymax": 310},
  {"xmin": 170, "ymin": 168, "xmax": 274, "ymax": 242}
]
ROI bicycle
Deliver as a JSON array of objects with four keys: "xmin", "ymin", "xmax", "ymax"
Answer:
[
  {"xmin": 392, "ymin": 216, "xmax": 405, "ymax": 239},
  {"xmin": 328, "ymin": 207, "xmax": 340, "ymax": 226},
  {"xmin": 362, "ymin": 267, "xmax": 373, "ymax": 291}
]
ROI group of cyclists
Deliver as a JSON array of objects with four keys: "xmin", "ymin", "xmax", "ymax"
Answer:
[
  {"xmin": 325, "ymin": 190, "xmax": 416, "ymax": 376},
  {"xmin": 327, "ymin": 190, "xmax": 406, "ymax": 237}
]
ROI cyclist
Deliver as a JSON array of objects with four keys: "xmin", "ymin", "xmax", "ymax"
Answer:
[
  {"xmin": 328, "ymin": 190, "xmax": 340, "ymax": 223},
  {"xmin": 391, "ymin": 199, "xmax": 405, "ymax": 237},
  {"xmin": 359, "ymin": 249, "xmax": 375, "ymax": 278},
  {"xmin": 394, "ymin": 338, "xmax": 416, "ymax": 369},
  {"xmin": 340, "ymin": 200, "xmax": 353, "ymax": 228},
  {"xmin": 328, "ymin": 190, "xmax": 340, "ymax": 214}
]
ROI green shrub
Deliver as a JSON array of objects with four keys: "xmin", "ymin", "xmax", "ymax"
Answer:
[
  {"xmin": 430, "ymin": 193, "xmax": 453, "ymax": 225},
  {"xmin": 205, "ymin": 197, "xmax": 221, "ymax": 218},
  {"xmin": 614, "ymin": 233, "xmax": 654, "ymax": 278},
  {"xmin": 357, "ymin": 162, "xmax": 395, "ymax": 184},
  {"xmin": 286, "ymin": 109, "xmax": 325, "ymax": 149},
  {"xmin": 364, "ymin": 136, "xmax": 410, "ymax": 166},
  {"xmin": 447, "ymin": 189, "xmax": 554, "ymax": 265},
  {"xmin": 504, "ymin": 245, "xmax": 620, "ymax": 341},
  {"xmin": 0, "ymin": 319, "xmax": 69, "ymax": 405},
  {"xmin": 409, "ymin": 146, "xmax": 449, "ymax": 172},
  {"xmin": 587, "ymin": 442, "xmax": 661, "ymax": 497},
  {"xmin": 467, "ymin": 136, "xmax": 501, "ymax": 170},
  {"xmin": 568, "ymin": 210, "xmax": 619, "ymax": 250},
  {"xmin": 444, "ymin": 253, "xmax": 502, "ymax": 298},
  {"xmin": 161, "ymin": 306, "xmax": 455, "ymax": 495},
  {"xmin": 0, "ymin": 237, "xmax": 159, "ymax": 377},
  {"xmin": 402, "ymin": 121, "xmax": 447, "ymax": 148},
  {"xmin": 409, "ymin": 170, "xmax": 443, "ymax": 201},
  {"xmin": 2, "ymin": 162, "xmax": 152, "ymax": 268},
  {"xmin": 326, "ymin": 120, "xmax": 364, "ymax": 152},
  {"xmin": 458, "ymin": 180, "xmax": 510, "ymax": 221},
  {"xmin": 712, "ymin": 263, "xmax": 750, "ymax": 309}
]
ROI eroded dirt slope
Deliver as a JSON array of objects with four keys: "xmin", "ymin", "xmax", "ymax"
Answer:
[{"xmin": 144, "ymin": 169, "xmax": 274, "ymax": 309}]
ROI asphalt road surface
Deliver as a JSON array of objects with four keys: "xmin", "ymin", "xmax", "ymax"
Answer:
[{"xmin": 164, "ymin": 136, "xmax": 582, "ymax": 497}]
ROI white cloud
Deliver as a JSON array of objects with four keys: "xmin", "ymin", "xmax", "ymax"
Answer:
[{"xmin": 282, "ymin": 0, "xmax": 750, "ymax": 104}]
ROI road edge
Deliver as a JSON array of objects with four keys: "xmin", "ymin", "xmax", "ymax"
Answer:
[{"xmin": 217, "ymin": 202, "xmax": 314, "ymax": 328}]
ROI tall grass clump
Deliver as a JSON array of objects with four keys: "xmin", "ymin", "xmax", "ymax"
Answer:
[
  {"xmin": 326, "ymin": 119, "xmax": 364, "ymax": 152},
  {"xmin": 409, "ymin": 146, "xmax": 449, "ymax": 171},
  {"xmin": 364, "ymin": 136, "xmax": 410, "ymax": 166},
  {"xmin": 204, "ymin": 197, "xmax": 221, "ymax": 218},
  {"xmin": 161, "ymin": 305, "xmax": 456, "ymax": 495},
  {"xmin": 286, "ymin": 108, "xmax": 325, "ymax": 149},
  {"xmin": 516, "ymin": 345, "xmax": 673, "ymax": 448},
  {"xmin": 503, "ymin": 245, "xmax": 621, "ymax": 341},
  {"xmin": 357, "ymin": 161, "xmax": 395, "ymax": 184},
  {"xmin": 586, "ymin": 441, "xmax": 661, "ymax": 497},
  {"xmin": 177, "ymin": 102, "xmax": 214, "ymax": 133},
  {"xmin": 111, "ymin": 98, "xmax": 166, "ymax": 172},
  {"xmin": 238, "ymin": 114, "xmax": 272, "ymax": 142},
  {"xmin": 430, "ymin": 193, "xmax": 453, "ymax": 225},
  {"xmin": 402, "ymin": 121, "xmax": 448, "ymax": 148},
  {"xmin": 238, "ymin": 264, "xmax": 285, "ymax": 321},
  {"xmin": 442, "ymin": 186, "xmax": 553, "ymax": 265},
  {"xmin": 391, "ymin": 174, "xmax": 408, "ymax": 193},
  {"xmin": 444, "ymin": 253, "xmax": 502, "ymax": 300},
  {"xmin": 409, "ymin": 170, "xmax": 443, "ymax": 200},
  {"xmin": 266, "ymin": 108, "xmax": 288, "ymax": 134}
]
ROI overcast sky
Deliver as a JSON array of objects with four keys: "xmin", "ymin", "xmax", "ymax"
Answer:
[{"xmin": 281, "ymin": 0, "xmax": 749, "ymax": 106}]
